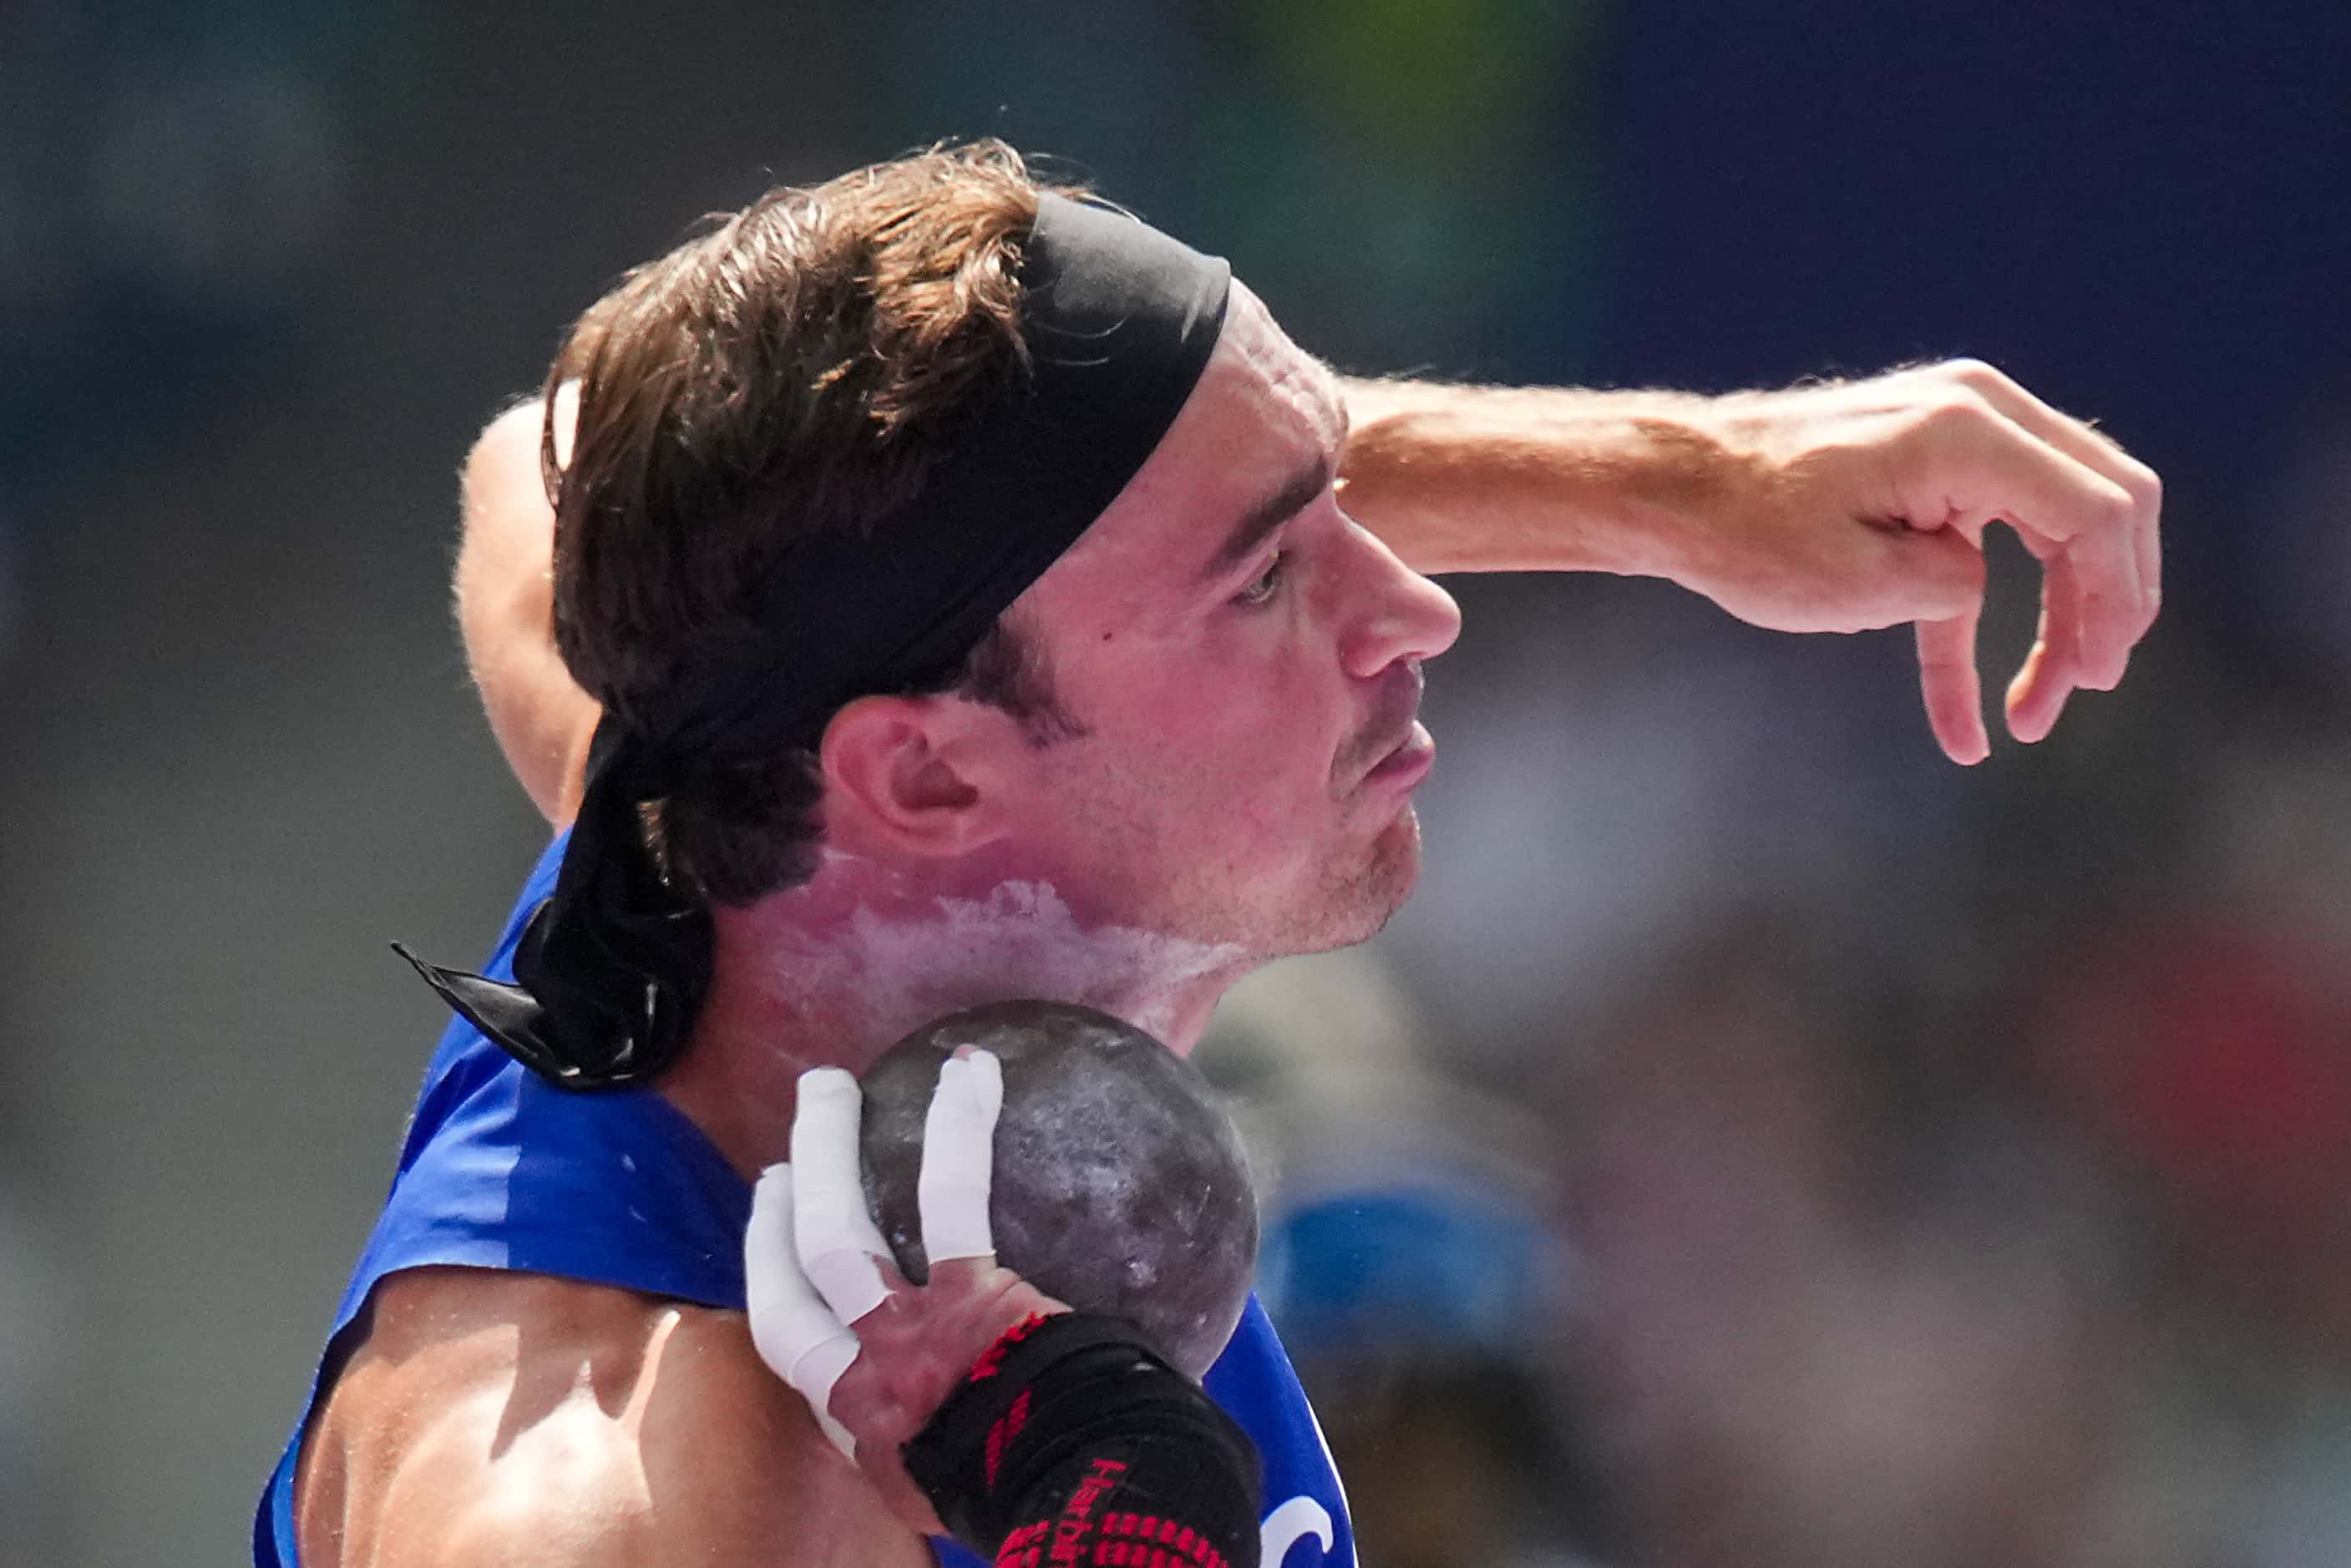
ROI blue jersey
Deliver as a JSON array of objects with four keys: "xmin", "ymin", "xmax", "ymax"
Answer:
[{"xmin": 258, "ymin": 832, "xmax": 1356, "ymax": 1567}]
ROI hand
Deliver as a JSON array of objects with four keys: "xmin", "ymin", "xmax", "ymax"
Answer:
[
  {"xmin": 744, "ymin": 1050, "xmax": 1067, "ymax": 1536},
  {"xmin": 1690, "ymin": 359, "xmax": 2161, "ymax": 764}
]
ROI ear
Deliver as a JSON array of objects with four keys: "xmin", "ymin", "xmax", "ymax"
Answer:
[{"xmin": 816, "ymin": 694, "xmax": 1017, "ymax": 861}]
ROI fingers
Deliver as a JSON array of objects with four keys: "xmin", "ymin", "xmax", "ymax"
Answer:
[
  {"xmin": 1953, "ymin": 365, "xmax": 2162, "ymax": 632},
  {"xmin": 1914, "ymin": 613, "xmax": 1989, "ymax": 765},
  {"xmin": 1911, "ymin": 412, "xmax": 2132, "ymax": 734},
  {"xmin": 1867, "ymin": 525, "xmax": 1989, "ymax": 758},
  {"xmin": 745, "ymin": 1165, "xmax": 861, "ymax": 1458},
  {"xmin": 746, "ymin": 1060, "xmax": 1025, "ymax": 1474},
  {"xmin": 2003, "ymin": 492, "xmax": 2141, "ymax": 701},
  {"xmin": 1933, "ymin": 365, "xmax": 2161, "ymax": 718},
  {"xmin": 791, "ymin": 1068, "xmax": 899, "ymax": 1327},
  {"xmin": 918, "ymin": 1049, "xmax": 1003, "ymax": 1267},
  {"xmin": 2005, "ymin": 553, "xmax": 2082, "ymax": 743},
  {"xmin": 2045, "ymin": 515, "xmax": 2140, "ymax": 692}
]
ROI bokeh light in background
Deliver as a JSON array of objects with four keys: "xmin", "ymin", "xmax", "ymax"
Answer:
[{"xmin": 4, "ymin": 3, "xmax": 2347, "ymax": 1564}]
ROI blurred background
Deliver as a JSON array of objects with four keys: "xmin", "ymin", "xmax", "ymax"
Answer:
[{"xmin": 5, "ymin": 1, "xmax": 2348, "ymax": 1563}]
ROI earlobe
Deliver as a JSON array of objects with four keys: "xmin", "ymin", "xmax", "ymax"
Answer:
[{"xmin": 818, "ymin": 696, "xmax": 1008, "ymax": 860}]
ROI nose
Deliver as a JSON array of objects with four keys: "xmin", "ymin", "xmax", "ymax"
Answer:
[{"xmin": 1332, "ymin": 518, "xmax": 1462, "ymax": 680}]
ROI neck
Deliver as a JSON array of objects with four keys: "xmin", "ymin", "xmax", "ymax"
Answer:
[{"xmin": 658, "ymin": 847, "xmax": 1254, "ymax": 1181}]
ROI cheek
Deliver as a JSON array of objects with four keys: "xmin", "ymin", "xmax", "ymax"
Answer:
[
  {"xmin": 1052, "ymin": 667, "xmax": 1335, "ymax": 857},
  {"xmin": 1127, "ymin": 650, "xmax": 1342, "ymax": 799},
  {"xmin": 1046, "ymin": 594, "xmax": 1360, "ymax": 826}
]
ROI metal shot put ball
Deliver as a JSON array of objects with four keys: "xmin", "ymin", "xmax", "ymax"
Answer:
[{"xmin": 858, "ymin": 1000, "xmax": 1259, "ymax": 1381}]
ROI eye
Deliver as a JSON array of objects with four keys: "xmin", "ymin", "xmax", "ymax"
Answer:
[{"xmin": 1231, "ymin": 551, "xmax": 1288, "ymax": 608}]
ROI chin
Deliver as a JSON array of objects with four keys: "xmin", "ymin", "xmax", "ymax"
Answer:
[
  {"xmin": 1279, "ymin": 807, "xmax": 1424, "ymax": 958},
  {"xmin": 1358, "ymin": 807, "xmax": 1426, "ymax": 928}
]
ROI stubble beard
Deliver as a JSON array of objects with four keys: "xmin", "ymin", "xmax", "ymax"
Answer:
[
  {"xmin": 1052, "ymin": 739, "xmax": 1428, "ymax": 969},
  {"xmin": 1208, "ymin": 801, "xmax": 1424, "ymax": 965}
]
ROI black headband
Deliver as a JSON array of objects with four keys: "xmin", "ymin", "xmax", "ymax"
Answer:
[{"xmin": 395, "ymin": 192, "xmax": 1234, "ymax": 1090}]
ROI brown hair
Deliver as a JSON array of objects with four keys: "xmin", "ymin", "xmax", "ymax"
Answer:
[{"xmin": 544, "ymin": 140, "xmax": 1085, "ymax": 905}]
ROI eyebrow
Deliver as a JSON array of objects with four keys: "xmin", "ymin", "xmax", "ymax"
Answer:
[{"xmin": 1198, "ymin": 458, "xmax": 1332, "ymax": 584}]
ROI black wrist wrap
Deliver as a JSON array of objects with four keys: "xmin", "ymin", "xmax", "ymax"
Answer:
[{"xmin": 904, "ymin": 1313, "xmax": 1263, "ymax": 1568}]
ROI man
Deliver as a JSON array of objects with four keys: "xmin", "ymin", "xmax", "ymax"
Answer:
[{"xmin": 264, "ymin": 141, "xmax": 2158, "ymax": 1568}]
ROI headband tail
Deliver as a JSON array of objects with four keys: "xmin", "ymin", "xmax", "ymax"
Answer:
[{"xmin": 394, "ymin": 721, "xmax": 713, "ymax": 1090}]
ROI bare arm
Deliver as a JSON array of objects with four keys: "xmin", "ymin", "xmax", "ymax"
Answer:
[
  {"xmin": 1338, "ymin": 362, "xmax": 2162, "ymax": 763},
  {"xmin": 1338, "ymin": 378, "xmax": 1765, "ymax": 579},
  {"xmin": 296, "ymin": 1268, "xmax": 932, "ymax": 1567},
  {"xmin": 454, "ymin": 392, "xmax": 598, "ymax": 827}
]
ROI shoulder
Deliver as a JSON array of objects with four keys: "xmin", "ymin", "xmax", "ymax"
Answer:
[{"xmin": 297, "ymin": 1266, "xmax": 927, "ymax": 1568}]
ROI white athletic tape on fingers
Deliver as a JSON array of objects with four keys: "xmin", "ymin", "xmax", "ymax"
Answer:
[
  {"xmin": 919, "ymin": 1050, "xmax": 1002, "ymax": 1264},
  {"xmin": 746, "ymin": 1166, "xmax": 853, "ymax": 1373},
  {"xmin": 791, "ymin": 1069, "xmax": 894, "ymax": 1324},
  {"xmin": 742, "ymin": 1165, "xmax": 861, "ymax": 1459},
  {"xmin": 788, "ymin": 1334, "xmax": 860, "ymax": 1459}
]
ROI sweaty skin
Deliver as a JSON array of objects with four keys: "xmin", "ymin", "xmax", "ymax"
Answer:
[{"xmin": 312, "ymin": 290, "xmax": 2161, "ymax": 1563}]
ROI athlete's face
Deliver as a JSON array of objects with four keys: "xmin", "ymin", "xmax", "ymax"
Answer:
[{"xmin": 991, "ymin": 285, "xmax": 1462, "ymax": 959}]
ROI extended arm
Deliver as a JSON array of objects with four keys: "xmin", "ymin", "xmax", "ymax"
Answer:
[{"xmin": 1335, "ymin": 362, "xmax": 2161, "ymax": 762}]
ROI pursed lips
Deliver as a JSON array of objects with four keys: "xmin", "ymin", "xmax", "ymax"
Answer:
[{"xmin": 1336, "ymin": 661, "xmax": 1429, "ymax": 788}]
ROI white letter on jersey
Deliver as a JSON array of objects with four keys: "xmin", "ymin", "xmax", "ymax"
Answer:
[{"xmin": 1261, "ymin": 1495, "xmax": 1340, "ymax": 1566}]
